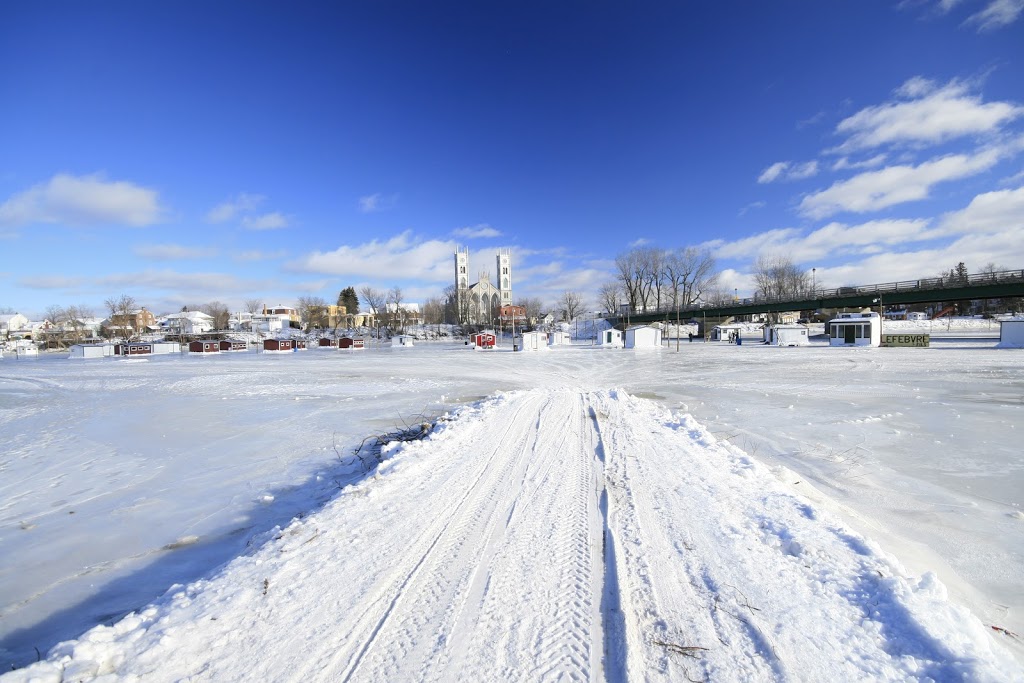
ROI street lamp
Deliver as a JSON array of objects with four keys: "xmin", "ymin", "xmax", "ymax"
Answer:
[{"xmin": 812, "ymin": 268, "xmax": 816, "ymax": 295}]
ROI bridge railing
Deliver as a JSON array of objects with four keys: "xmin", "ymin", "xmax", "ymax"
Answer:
[{"xmin": 609, "ymin": 269, "xmax": 1024, "ymax": 318}]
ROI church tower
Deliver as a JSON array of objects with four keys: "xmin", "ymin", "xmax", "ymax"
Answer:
[
  {"xmin": 497, "ymin": 248, "xmax": 512, "ymax": 306},
  {"xmin": 455, "ymin": 246, "xmax": 470, "ymax": 317}
]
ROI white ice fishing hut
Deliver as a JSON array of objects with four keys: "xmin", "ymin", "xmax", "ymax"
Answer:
[
  {"xmin": 998, "ymin": 319, "xmax": 1024, "ymax": 348},
  {"xmin": 392, "ymin": 335, "xmax": 414, "ymax": 348},
  {"xmin": 548, "ymin": 331, "xmax": 571, "ymax": 346},
  {"xmin": 828, "ymin": 312, "xmax": 881, "ymax": 347},
  {"xmin": 711, "ymin": 324, "xmax": 745, "ymax": 342},
  {"xmin": 764, "ymin": 324, "xmax": 810, "ymax": 347},
  {"xmin": 69, "ymin": 343, "xmax": 116, "ymax": 359},
  {"xmin": 599, "ymin": 328, "xmax": 623, "ymax": 348},
  {"xmin": 625, "ymin": 325, "xmax": 661, "ymax": 349},
  {"xmin": 518, "ymin": 331, "xmax": 547, "ymax": 351}
]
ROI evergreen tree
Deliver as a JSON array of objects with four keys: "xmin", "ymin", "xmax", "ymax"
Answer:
[{"xmin": 338, "ymin": 287, "xmax": 360, "ymax": 314}]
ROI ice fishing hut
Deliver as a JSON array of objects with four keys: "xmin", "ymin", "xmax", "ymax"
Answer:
[
  {"xmin": 998, "ymin": 319, "xmax": 1024, "ymax": 348},
  {"xmin": 473, "ymin": 332, "xmax": 496, "ymax": 349},
  {"xmin": 219, "ymin": 339, "xmax": 248, "ymax": 352},
  {"xmin": 114, "ymin": 341, "xmax": 180, "ymax": 356},
  {"xmin": 69, "ymin": 343, "xmax": 116, "ymax": 359},
  {"xmin": 711, "ymin": 324, "xmax": 745, "ymax": 342},
  {"xmin": 828, "ymin": 312, "xmax": 881, "ymax": 347},
  {"xmin": 339, "ymin": 337, "xmax": 365, "ymax": 350},
  {"xmin": 318, "ymin": 338, "xmax": 338, "ymax": 348},
  {"xmin": 188, "ymin": 340, "xmax": 220, "ymax": 353},
  {"xmin": 392, "ymin": 335, "xmax": 414, "ymax": 348},
  {"xmin": 548, "ymin": 331, "xmax": 571, "ymax": 346},
  {"xmin": 262, "ymin": 338, "xmax": 295, "ymax": 353},
  {"xmin": 625, "ymin": 325, "xmax": 662, "ymax": 349},
  {"xmin": 518, "ymin": 331, "xmax": 547, "ymax": 351},
  {"xmin": 599, "ymin": 328, "xmax": 623, "ymax": 348},
  {"xmin": 294, "ymin": 340, "xmax": 308, "ymax": 350},
  {"xmin": 764, "ymin": 324, "xmax": 810, "ymax": 347}
]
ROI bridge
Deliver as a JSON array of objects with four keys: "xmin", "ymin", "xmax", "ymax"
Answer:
[{"xmin": 612, "ymin": 268, "xmax": 1024, "ymax": 326}]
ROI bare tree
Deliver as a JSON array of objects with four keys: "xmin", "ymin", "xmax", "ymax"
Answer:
[
  {"xmin": 560, "ymin": 290, "xmax": 585, "ymax": 321},
  {"xmin": 387, "ymin": 287, "xmax": 404, "ymax": 334},
  {"xmin": 515, "ymin": 297, "xmax": 543, "ymax": 329},
  {"xmin": 296, "ymin": 296, "xmax": 328, "ymax": 331},
  {"xmin": 359, "ymin": 287, "xmax": 387, "ymax": 334},
  {"xmin": 201, "ymin": 301, "xmax": 231, "ymax": 331},
  {"xmin": 598, "ymin": 282, "xmax": 622, "ymax": 316},
  {"xmin": 422, "ymin": 297, "xmax": 444, "ymax": 326},
  {"xmin": 104, "ymin": 294, "xmax": 138, "ymax": 340},
  {"xmin": 244, "ymin": 299, "xmax": 263, "ymax": 314},
  {"xmin": 752, "ymin": 254, "xmax": 809, "ymax": 301},
  {"xmin": 665, "ymin": 246, "xmax": 719, "ymax": 308}
]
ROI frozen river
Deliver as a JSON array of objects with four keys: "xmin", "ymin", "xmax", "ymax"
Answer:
[{"xmin": 1, "ymin": 337, "xmax": 1022, "ymax": 671}]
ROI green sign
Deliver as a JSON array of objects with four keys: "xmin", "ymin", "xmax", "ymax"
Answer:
[{"xmin": 882, "ymin": 333, "xmax": 930, "ymax": 347}]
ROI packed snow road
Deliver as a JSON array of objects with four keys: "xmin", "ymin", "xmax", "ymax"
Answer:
[{"xmin": 5, "ymin": 388, "xmax": 1019, "ymax": 682}]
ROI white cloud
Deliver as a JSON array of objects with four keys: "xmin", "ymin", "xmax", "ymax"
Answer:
[
  {"xmin": 738, "ymin": 201, "xmax": 767, "ymax": 217},
  {"xmin": 629, "ymin": 238, "xmax": 651, "ymax": 247},
  {"xmin": 936, "ymin": 183, "xmax": 1024, "ymax": 234},
  {"xmin": 832, "ymin": 78, "xmax": 1024, "ymax": 153},
  {"xmin": 232, "ymin": 249, "xmax": 287, "ymax": 262},
  {"xmin": 706, "ymin": 228, "xmax": 801, "ymax": 260},
  {"xmin": 205, "ymin": 193, "xmax": 264, "ymax": 223},
  {"xmin": 453, "ymin": 224, "xmax": 502, "ymax": 239},
  {"xmin": 965, "ymin": 0, "xmax": 1024, "ymax": 30},
  {"xmin": 832, "ymin": 154, "xmax": 888, "ymax": 171},
  {"xmin": 799, "ymin": 148, "xmax": 1003, "ymax": 218},
  {"xmin": 241, "ymin": 212, "xmax": 289, "ymax": 230},
  {"xmin": 757, "ymin": 161, "xmax": 818, "ymax": 183},
  {"xmin": 358, "ymin": 193, "xmax": 398, "ymax": 213},
  {"xmin": 133, "ymin": 244, "xmax": 219, "ymax": 261},
  {"xmin": 0, "ymin": 173, "xmax": 163, "ymax": 227},
  {"xmin": 287, "ymin": 231, "xmax": 457, "ymax": 283},
  {"xmin": 17, "ymin": 275, "xmax": 87, "ymax": 289}
]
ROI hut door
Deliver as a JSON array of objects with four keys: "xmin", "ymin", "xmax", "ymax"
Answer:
[{"xmin": 844, "ymin": 325, "xmax": 856, "ymax": 344}]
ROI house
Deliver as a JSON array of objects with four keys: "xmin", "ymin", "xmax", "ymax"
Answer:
[
  {"xmin": 219, "ymin": 339, "xmax": 248, "ymax": 352},
  {"xmin": 907, "ymin": 311, "xmax": 929, "ymax": 321},
  {"xmin": 339, "ymin": 337, "xmax": 365, "ymax": 350},
  {"xmin": 599, "ymin": 328, "xmax": 623, "ymax": 348},
  {"xmin": 0, "ymin": 313, "xmax": 31, "ymax": 337},
  {"xmin": 262, "ymin": 339, "xmax": 295, "ymax": 353},
  {"xmin": 499, "ymin": 305, "xmax": 527, "ymax": 325},
  {"xmin": 263, "ymin": 305, "xmax": 300, "ymax": 325},
  {"xmin": 392, "ymin": 335, "xmax": 415, "ymax": 348},
  {"xmin": 249, "ymin": 315, "xmax": 284, "ymax": 334},
  {"xmin": 711, "ymin": 324, "xmax": 745, "ymax": 342},
  {"xmin": 625, "ymin": 325, "xmax": 662, "ymax": 349},
  {"xmin": 518, "ymin": 331, "xmax": 547, "ymax": 351},
  {"xmin": 163, "ymin": 311, "xmax": 216, "ymax": 335},
  {"xmin": 764, "ymin": 324, "xmax": 810, "ymax": 347},
  {"xmin": 473, "ymin": 332, "xmax": 496, "ymax": 349},
  {"xmin": 385, "ymin": 303, "xmax": 423, "ymax": 327},
  {"xmin": 828, "ymin": 312, "xmax": 881, "ymax": 347},
  {"xmin": 998, "ymin": 319, "xmax": 1024, "ymax": 348},
  {"xmin": 106, "ymin": 308, "xmax": 157, "ymax": 337},
  {"xmin": 188, "ymin": 340, "xmax": 220, "ymax": 353},
  {"xmin": 548, "ymin": 331, "xmax": 571, "ymax": 346}
]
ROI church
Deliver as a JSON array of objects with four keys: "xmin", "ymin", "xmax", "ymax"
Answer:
[{"xmin": 455, "ymin": 247, "xmax": 512, "ymax": 324}]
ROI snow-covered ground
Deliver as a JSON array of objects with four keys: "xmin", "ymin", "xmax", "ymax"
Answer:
[{"xmin": 1, "ymin": 336, "xmax": 1022, "ymax": 679}]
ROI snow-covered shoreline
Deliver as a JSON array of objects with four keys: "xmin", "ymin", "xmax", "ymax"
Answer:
[{"xmin": 2, "ymin": 341, "xmax": 1022, "ymax": 678}]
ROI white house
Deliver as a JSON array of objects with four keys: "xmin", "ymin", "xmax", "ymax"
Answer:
[
  {"xmin": 518, "ymin": 331, "xmax": 548, "ymax": 351},
  {"xmin": 998, "ymin": 319, "xmax": 1024, "ymax": 348},
  {"xmin": 711, "ymin": 323, "xmax": 745, "ymax": 342},
  {"xmin": 162, "ymin": 311, "xmax": 216, "ymax": 335},
  {"xmin": 391, "ymin": 335, "xmax": 415, "ymax": 348},
  {"xmin": 599, "ymin": 328, "xmax": 623, "ymax": 348},
  {"xmin": 0, "ymin": 313, "xmax": 31, "ymax": 336},
  {"xmin": 829, "ymin": 312, "xmax": 882, "ymax": 347},
  {"xmin": 907, "ymin": 311, "xmax": 929, "ymax": 321},
  {"xmin": 764, "ymin": 324, "xmax": 810, "ymax": 347},
  {"xmin": 625, "ymin": 325, "xmax": 662, "ymax": 349},
  {"xmin": 69, "ymin": 343, "xmax": 117, "ymax": 359}
]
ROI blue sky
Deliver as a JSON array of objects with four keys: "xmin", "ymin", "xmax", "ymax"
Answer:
[{"xmin": 2, "ymin": 1, "xmax": 1023, "ymax": 319}]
